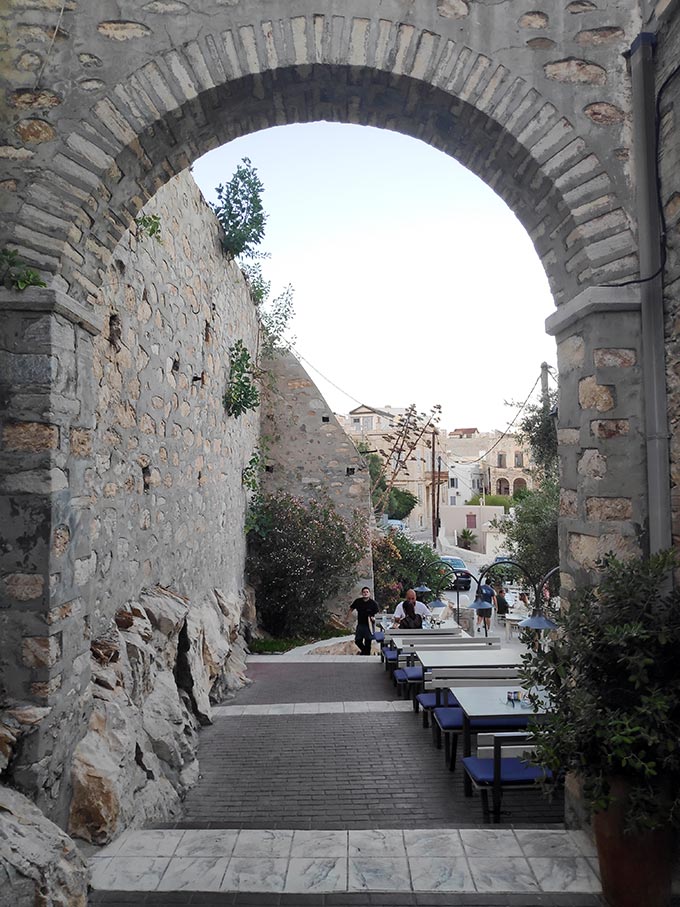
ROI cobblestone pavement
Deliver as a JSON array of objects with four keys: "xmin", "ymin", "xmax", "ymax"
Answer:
[
  {"xmin": 173, "ymin": 711, "xmax": 564, "ymax": 829},
  {"xmin": 89, "ymin": 658, "xmax": 610, "ymax": 906}
]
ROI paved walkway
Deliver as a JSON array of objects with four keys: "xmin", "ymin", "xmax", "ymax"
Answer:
[{"xmin": 89, "ymin": 652, "xmax": 607, "ymax": 906}]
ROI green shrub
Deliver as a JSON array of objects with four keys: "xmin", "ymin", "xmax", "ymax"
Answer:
[
  {"xmin": 247, "ymin": 492, "xmax": 368, "ymax": 637},
  {"xmin": 372, "ymin": 532, "xmax": 448, "ymax": 607}
]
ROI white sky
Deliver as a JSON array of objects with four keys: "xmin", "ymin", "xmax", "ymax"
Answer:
[{"xmin": 191, "ymin": 122, "xmax": 557, "ymax": 432}]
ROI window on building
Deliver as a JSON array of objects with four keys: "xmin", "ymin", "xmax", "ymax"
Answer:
[
  {"xmin": 352, "ymin": 417, "xmax": 360, "ymax": 425},
  {"xmin": 466, "ymin": 514, "xmax": 477, "ymax": 529},
  {"xmin": 496, "ymin": 478, "xmax": 510, "ymax": 496},
  {"xmin": 514, "ymin": 451, "xmax": 524, "ymax": 467},
  {"xmin": 362, "ymin": 416, "xmax": 373, "ymax": 430},
  {"xmin": 449, "ymin": 496, "xmax": 457, "ymax": 505},
  {"xmin": 497, "ymin": 453, "xmax": 506, "ymax": 468},
  {"xmin": 449, "ymin": 477, "xmax": 458, "ymax": 488}
]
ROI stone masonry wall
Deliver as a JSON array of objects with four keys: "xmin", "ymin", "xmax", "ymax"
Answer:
[
  {"xmin": 90, "ymin": 172, "xmax": 258, "ymax": 633},
  {"xmin": 261, "ymin": 351, "xmax": 374, "ymax": 614},
  {"xmin": 0, "ymin": 170, "xmax": 260, "ymax": 840}
]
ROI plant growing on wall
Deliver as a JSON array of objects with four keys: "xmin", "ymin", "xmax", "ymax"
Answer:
[
  {"xmin": 258, "ymin": 283, "xmax": 295, "ymax": 359},
  {"xmin": 0, "ymin": 248, "xmax": 46, "ymax": 290},
  {"xmin": 135, "ymin": 213, "xmax": 162, "ymax": 243},
  {"xmin": 241, "ymin": 261, "xmax": 271, "ymax": 306},
  {"xmin": 224, "ymin": 340, "xmax": 260, "ymax": 417},
  {"xmin": 241, "ymin": 437, "xmax": 271, "ymax": 493},
  {"xmin": 246, "ymin": 491, "xmax": 368, "ymax": 637},
  {"xmin": 212, "ymin": 157, "xmax": 267, "ymax": 258}
]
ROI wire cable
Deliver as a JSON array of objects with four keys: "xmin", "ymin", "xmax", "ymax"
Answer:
[{"xmin": 290, "ymin": 345, "xmax": 364, "ymax": 408}]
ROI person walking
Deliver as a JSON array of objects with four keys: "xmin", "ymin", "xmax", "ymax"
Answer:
[
  {"xmin": 476, "ymin": 581, "xmax": 496, "ymax": 634},
  {"xmin": 349, "ymin": 586, "xmax": 379, "ymax": 655}
]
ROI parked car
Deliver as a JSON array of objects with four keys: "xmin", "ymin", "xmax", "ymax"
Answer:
[
  {"xmin": 439, "ymin": 556, "xmax": 472, "ymax": 591},
  {"xmin": 384, "ymin": 519, "xmax": 409, "ymax": 536}
]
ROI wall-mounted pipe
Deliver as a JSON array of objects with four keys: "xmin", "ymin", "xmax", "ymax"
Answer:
[{"xmin": 628, "ymin": 32, "xmax": 672, "ymax": 555}]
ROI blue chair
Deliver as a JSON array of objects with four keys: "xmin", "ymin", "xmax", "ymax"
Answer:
[
  {"xmin": 462, "ymin": 732, "xmax": 553, "ymax": 822},
  {"xmin": 433, "ymin": 707, "xmax": 531, "ymax": 771},
  {"xmin": 414, "ymin": 689, "xmax": 459, "ymax": 727},
  {"xmin": 392, "ymin": 665, "xmax": 424, "ymax": 698},
  {"xmin": 373, "ymin": 630, "xmax": 385, "ymax": 645},
  {"xmin": 381, "ymin": 645, "xmax": 399, "ymax": 672}
]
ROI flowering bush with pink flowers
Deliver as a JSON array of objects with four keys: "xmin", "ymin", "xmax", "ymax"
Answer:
[{"xmin": 246, "ymin": 491, "xmax": 369, "ymax": 637}]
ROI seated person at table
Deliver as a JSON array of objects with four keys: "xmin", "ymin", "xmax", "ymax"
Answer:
[
  {"xmin": 495, "ymin": 586, "xmax": 510, "ymax": 616},
  {"xmin": 398, "ymin": 599, "xmax": 423, "ymax": 629},
  {"xmin": 393, "ymin": 589, "xmax": 431, "ymax": 626}
]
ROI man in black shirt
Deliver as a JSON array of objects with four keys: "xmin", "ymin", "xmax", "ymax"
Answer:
[{"xmin": 349, "ymin": 587, "xmax": 379, "ymax": 655}]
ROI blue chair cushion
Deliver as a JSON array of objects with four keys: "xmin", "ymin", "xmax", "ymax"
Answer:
[
  {"xmin": 416, "ymin": 691, "xmax": 459, "ymax": 709},
  {"xmin": 382, "ymin": 647, "xmax": 399, "ymax": 662},
  {"xmin": 434, "ymin": 709, "xmax": 531, "ymax": 732},
  {"xmin": 433, "ymin": 707, "xmax": 463, "ymax": 729},
  {"xmin": 462, "ymin": 756, "xmax": 553, "ymax": 785},
  {"xmin": 393, "ymin": 668, "xmax": 407, "ymax": 683},
  {"xmin": 402, "ymin": 666, "xmax": 423, "ymax": 681},
  {"xmin": 373, "ymin": 631, "xmax": 385, "ymax": 643}
]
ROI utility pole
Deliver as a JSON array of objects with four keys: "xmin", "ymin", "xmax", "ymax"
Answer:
[
  {"xmin": 431, "ymin": 428, "xmax": 437, "ymax": 547},
  {"xmin": 540, "ymin": 361, "xmax": 550, "ymax": 413},
  {"xmin": 435, "ymin": 454, "xmax": 442, "ymax": 548}
]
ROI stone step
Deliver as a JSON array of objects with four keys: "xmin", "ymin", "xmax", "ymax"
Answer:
[{"xmin": 89, "ymin": 827, "xmax": 601, "ymax": 897}]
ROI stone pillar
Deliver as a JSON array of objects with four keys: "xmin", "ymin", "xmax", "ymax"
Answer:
[
  {"xmin": 546, "ymin": 287, "xmax": 646, "ymax": 596},
  {"xmin": 0, "ymin": 288, "xmax": 102, "ymax": 825}
]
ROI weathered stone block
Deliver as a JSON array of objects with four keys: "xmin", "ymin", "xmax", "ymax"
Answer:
[
  {"xmin": 2, "ymin": 421, "xmax": 59, "ymax": 451},
  {"xmin": 557, "ymin": 334, "xmax": 585, "ymax": 370},
  {"xmin": 22, "ymin": 635, "xmax": 62, "ymax": 669},
  {"xmin": 586, "ymin": 496, "xmax": 633, "ymax": 521},
  {"xmin": 70, "ymin": 427, "xmax": 93, "ymax": 457},
  {"xmin": 578, "ymin": 449, "xmax": 607, "ymax": 479},
  {"xmin": 579, "ymin": 376, "xmax": 614, "ymax": 411},
  {"xmin": 591, "ymin": 419, "xmax": 630, "ymax": 438},
  {"xmin": 557, "ymin": 428, "xmax": 580, "ymax": 445},
  {"xmin": 4, "ymin": 573, "xmax": 45, "ymax": 601},
  {"xmin": 560, "ymin": 489, "xmax": 578, "ymax": 516},
  {"xmin": 30, "ymin": 673, "xmax": 62, "ymax": 699},
  {"xmin": 593, "ymin": 348, "xmax": 636, "ymax": 368},
  {"xmin": 568, "ymin": 532, "xmax": 599, "ymax": 569}
]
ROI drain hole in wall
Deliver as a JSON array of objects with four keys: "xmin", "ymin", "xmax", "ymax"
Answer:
[
  {"xmin": 142, "ymin": 464, "xmax": 151, "ymax": 493},
  {"xmin": 346, "ymin": 467, "xmax": 355, "ymax": 476},
  {"xmin": 172, "ymin": 354, "xmax": 180, "ymax": 372},
  {"xmin": 108, "ymin": 313, "xmax": 121, "ymax": 351}
]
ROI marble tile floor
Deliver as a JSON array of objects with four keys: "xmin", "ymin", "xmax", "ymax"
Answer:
[{"xmin": 90, "ymin": 827, "xmax": 602, "ymax": 896}]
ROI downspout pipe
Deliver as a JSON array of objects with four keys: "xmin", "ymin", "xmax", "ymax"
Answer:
[{"xmin": 628, "ymin": 32, "xmax": 672, "ymax": 555}]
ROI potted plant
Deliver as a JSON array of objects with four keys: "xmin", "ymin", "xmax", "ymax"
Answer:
[{"xmin": 521, "ymin": 550, "xmax": 680, "ymax": 907}]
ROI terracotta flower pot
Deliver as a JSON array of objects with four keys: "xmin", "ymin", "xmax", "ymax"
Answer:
[{"xmin": 593, "ymin": 779, "xmax": 675, "ymax": 907}]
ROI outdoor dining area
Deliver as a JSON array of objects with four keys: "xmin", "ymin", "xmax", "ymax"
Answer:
[{"xmin": 375, "ymin": 603, "xmax": 556, "ymax": 825}]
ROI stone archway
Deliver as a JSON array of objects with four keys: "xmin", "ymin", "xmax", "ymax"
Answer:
[{"xmin": 1, "ymin": 1, "xmax": 666, "ymax": 830}]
